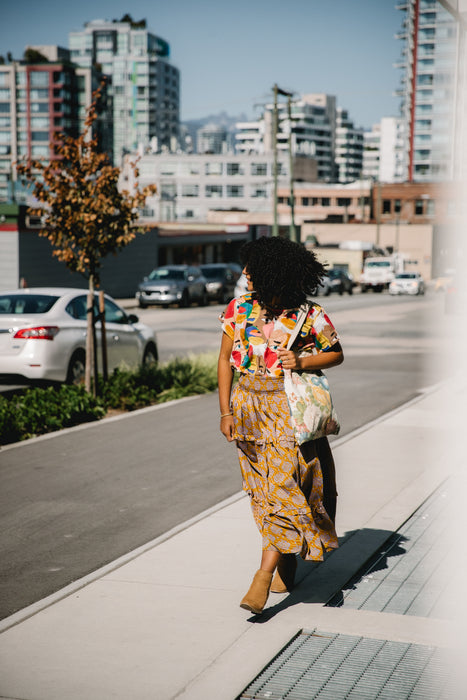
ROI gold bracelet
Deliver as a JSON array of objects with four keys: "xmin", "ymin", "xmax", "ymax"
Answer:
[{"xmin": 220, "ymin": 412, "xmax": 233, "ymax": 418}]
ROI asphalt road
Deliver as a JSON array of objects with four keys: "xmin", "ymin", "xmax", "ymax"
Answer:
[{"xmin": 0, "ymin": 291, "xmax": 451, "ymax": 619}]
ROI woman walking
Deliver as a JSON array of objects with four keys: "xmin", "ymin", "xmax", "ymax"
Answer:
[{"xmin": 217, "ymin": 236, "xmax": 343, "ymax": 615}]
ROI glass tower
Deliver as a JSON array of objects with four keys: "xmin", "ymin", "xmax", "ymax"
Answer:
[{"xmin": 69, "ymin": 19, "xmax": 180, "ymax": 165}]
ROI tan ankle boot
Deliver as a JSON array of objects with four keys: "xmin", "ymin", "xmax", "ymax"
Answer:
[
  {"xmin": 270, "ymin": 554, "xmax": 297, "ymax": 593},
  {"xmin": 240, "ymin": 569, "xmax": 273, "ymax": 614}
]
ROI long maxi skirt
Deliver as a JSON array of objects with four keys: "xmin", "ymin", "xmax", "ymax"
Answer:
[{"xmin": 231, "ymin": 373, "xmax": 338, "ymax": 561}]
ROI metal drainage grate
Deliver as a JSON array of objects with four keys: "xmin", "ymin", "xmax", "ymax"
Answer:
[
  {"xmin": 326, "ymin": 481, "xmax": 454, "ymax": 619},
  {"xmin": 237, "ymin": 629, "xmax": 456, "ymax": 700}
]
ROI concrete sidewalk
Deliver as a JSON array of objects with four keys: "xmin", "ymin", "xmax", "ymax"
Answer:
[{"xmin": 0, "ymin": 378, "xmax": 465, "ymax": 700}]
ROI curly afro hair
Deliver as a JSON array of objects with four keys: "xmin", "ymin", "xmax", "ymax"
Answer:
[{"xmin": 240, "ymin": 236, "xmax": 327, "ymax": 310}]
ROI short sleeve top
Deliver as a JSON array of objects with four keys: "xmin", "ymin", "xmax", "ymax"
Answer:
[{"xmin": 220, "ymin": 293, "xmax": 340, "ymax": 377}]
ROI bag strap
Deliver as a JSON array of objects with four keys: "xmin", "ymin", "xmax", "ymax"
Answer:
[{"xmin": 286, "ymin": 303, "xmax": 311, "ymax": 350}]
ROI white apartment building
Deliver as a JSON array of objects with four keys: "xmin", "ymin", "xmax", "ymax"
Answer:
[
  {"xmin": 335, "ymin": 108, "xmax": 364, "ymax": 183},
  {"xmin": 235, "ymin": 94, "xmax": 338, "ymax": 181},
  {"xmin": 362, "ymin": 117, "xmax": 405, "ymax": 182},
  {"xmin": 395, "ymin": 0, "xmax": 460, "ymax": 181},
  {"xmin": 69, "ymin": 18, "xmax": 180, "ymax": 165},
  {"xmin": 122, "ymin": 152, "xmax": 317, "ymax": 222},
  {"xmin": 196, "ymin": 123, "xmax": 228, "ymax": 154}
]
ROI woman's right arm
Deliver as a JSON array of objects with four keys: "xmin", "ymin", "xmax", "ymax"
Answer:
[{"xmin": 217, "ymin": 332, "xmax": 235, "ymax": 442}]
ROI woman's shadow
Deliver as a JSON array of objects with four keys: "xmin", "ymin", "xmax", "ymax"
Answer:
[{"xmin": 247, "ymin": 529, "xmax": 409, "ymax": 624}]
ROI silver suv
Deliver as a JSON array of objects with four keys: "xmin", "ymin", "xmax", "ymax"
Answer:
[{"xmin": 136, "ymin": 265, "xmax": 208, "ymax": 308}]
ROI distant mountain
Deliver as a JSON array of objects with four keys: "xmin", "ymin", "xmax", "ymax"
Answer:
[
  {"xmin": 181, "ymin": 111, "xmax": 249, "ymax": 152},
  {"xmin": 182, "ymin": 111, "xmax": 249, "ymax": 131}
]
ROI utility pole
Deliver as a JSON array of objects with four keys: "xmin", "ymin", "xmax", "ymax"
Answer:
[
  {"xmin": 375, "ymin": 179, "xmax": 381, "ymax": 250},
  {"xmin": 272, "ymin": 84, "xmax": 294, "ymax": 239},
  {"xmin": 287, "ymin": 94, "xmax": 297, "ymax": 243},
  {"xmin": 272, "ymin": 84, "xmax": 279, "ymax": 237}
]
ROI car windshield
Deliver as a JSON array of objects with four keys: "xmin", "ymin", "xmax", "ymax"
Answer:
[
  {"xmin": 201, "ymin": 267, "xmax": 225, "ymax": 280},
  {"xmin": 396, "ymin": 274, "xmax": 417, "ymax": 279},
  {"xmin": 148, "ymin": 269, "xmax": 185, "ymax": 281},
  {"xmin": 0, "ymin": 294, "xmax": 60, "ymax": 314},
  {"xmin": 328, "ymin": 270, "xmax": 343, "ymax": 278}
]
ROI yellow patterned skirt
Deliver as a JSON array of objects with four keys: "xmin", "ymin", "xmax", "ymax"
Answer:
[{"xmin": 231, "ymin": 373, "xmax": 338, "ymax": 561}]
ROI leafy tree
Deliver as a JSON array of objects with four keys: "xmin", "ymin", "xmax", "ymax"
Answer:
[
  {"xmin": 24, "ymin": 48, "xmax": 49, "ymax": 63},
  {"xmin": 17, "ymin": 83, "xmax": 156, "ymax": 393}
]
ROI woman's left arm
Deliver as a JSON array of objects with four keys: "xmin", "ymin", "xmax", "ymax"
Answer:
[{"xmin": 277, "ymin": 342, "xmax": 344, "ymax": 371}]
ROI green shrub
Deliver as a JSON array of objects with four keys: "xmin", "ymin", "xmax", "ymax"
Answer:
[
  {"xmin": 99, "ymin": 353, "xmax": 218, "ymax": 409},
  {"xmin": 0, "ymin": 385, "xmax": 105, "ymax": 445},
  {"xmin": 0, "ymin": 353, "xmax": 219, "ymax": 445}
]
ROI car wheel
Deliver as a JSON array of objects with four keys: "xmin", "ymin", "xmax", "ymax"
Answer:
[
  {"xmin": 179, "ymin": 290, "xmax": 190, "ymax": 308},
  {"xmin": 139, "ymin": 300, "xmax": 147, "ymax": 309},
  {"xmin": 66, "ymin": 350, "xmax": 86, "ymax": 385},
  {"xmin": 143, "ymin": 342, "xmax": 158, "ymax": 366},
  {"xmin": 348, "ymin": 286, "xmax": 353, "ymax": 295}
]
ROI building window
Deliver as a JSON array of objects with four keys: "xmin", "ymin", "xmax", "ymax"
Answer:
[
  {"xmin": 181, "ymin": 184, "xmax": 199, "ymax": 197},
  {"xmin": 30, "ymin": 103, "xmax": 49, "ymax": 113},
  {"xmin": 31, "ymin": 145, "xmax": 49, "ymax": 157},
  {"xmin": 31, "ymin": 131, "xmax": 49, "ymax": 141},
  {"xmin": 226, "ymin": 162, "xmax": 243, "ymax": 176},
  {"xmin": 321, "ymin": 198, "xmax": 330, "ymax": 206},
  {"xmin": 205, "ymin": 162, "xmax": 223, "ymax": 176},
  {"xmin": 414, "ymin": 199, "xmax": 425, "ymax": 215},
  {"xmin": 251, "ymin": 163, "xmax": 267, "ymax": 176},
  {"xmin": 0, "ymin": 104, "xmax": 10, "ymax": 113},
  {"xmin": 394, "ymin": 199, "xmax": 401, "ymax": 214},
  {"xmin": 337, "ymin": 198, "xmax": 351, "ymax": 206},
  {"xmin": 0, "ymin": 131, "xmax": 11, "ymax": 142},
  {"xmin": 30, "ymin": 89, "xmax": 48, "ymax": 100},
  {"xmin": 31, "ymin": 116, "xmax": 49, "ymax": 129},
  {"xmin": 382, "ymin": 199, "xmax": 391, "ymax": 214},
  {"xmin": 30, "ymin": 72, "xmax": 49, "ymax": 88},
  {"xmin": 206, "ymin": 184, "xmax": 223, "ymax": 197},
  {"xmin": 301, "ymin": 197, "xmax": 309, "ymax": 206},
  {"xmin": 0, "ymin": 117, "xmax": 10, "ymax": 127},
  {"xmin": 426, "ymin": 199, "xmax": 435, "ymax": 216},
  {"xmin": 227, "ymin": 185, "xmax": 244, "ymax": 197},
  {"xmin": 251, "ymin": 187, "xmax": 267, "ymax": 198}
]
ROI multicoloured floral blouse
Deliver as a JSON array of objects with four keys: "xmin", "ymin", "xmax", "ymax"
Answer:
[{"xmin": 221, "ymin": 293, "xmax": 340, "ymax": 377}]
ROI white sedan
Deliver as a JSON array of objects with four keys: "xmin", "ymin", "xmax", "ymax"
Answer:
[
  {"xmin": 389, "ymin": 273, "xmax": 425, "ymax": 296},
  {"xmin": 0, "ymin": 288, "xmax": 158, "ymax": 384}
]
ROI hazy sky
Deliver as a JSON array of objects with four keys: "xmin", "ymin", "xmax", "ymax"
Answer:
[{"xmin": 1, "ymin": 0, "xmax": 403, "ymax": 129}]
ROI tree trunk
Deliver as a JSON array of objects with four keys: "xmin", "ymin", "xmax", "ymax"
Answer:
[
  {"xmin": 85, "ymin": 275, "xmax": 95, "ymax": 394},
  {"xmin": 99, "ymin": 290, "xmax": 108, "ymax": 383}
]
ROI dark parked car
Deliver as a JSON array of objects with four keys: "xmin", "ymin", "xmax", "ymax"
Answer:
[
  {"xmin": 200, "ymin": 263, "xmax": 241, "ymax": 303},
  {"xmin": 136, "ymin": 265, "xmax": 208, "ymax": 308},
  {"xmin": 326, "ymin": 269, "xmax": 354, "ymax": 295}
]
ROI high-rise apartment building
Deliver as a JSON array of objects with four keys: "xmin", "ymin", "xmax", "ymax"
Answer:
[
  {"xmin": 0, "ymin": 46, "xmax": 105, "ymax": 203},
  {"xmin": 69, "ymin": 18, "xmax": 180, "ymax": 165},
  {"xmin": 335, "ymin": 108, "xmax": 364, "ymax": 183},
  {"xmin": 235, "ymin": 94, "xmax": 361, "ymax": 182},
  {"xmin": 362, "ymin": 117, "xmax": 405, "ymax": 183},
  {"xmin": 395, "ymin": 0, "xmax": 460, "ymax": 181}
]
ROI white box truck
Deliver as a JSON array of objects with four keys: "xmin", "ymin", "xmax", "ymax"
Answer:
[{"xmin": 360, "ymin": 254, "xmax": 404, "ymax": 293}]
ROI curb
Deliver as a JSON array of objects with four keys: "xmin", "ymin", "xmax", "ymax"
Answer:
[{"xmin": 0, "ymin": 383, "xmax": 440, "ymax": 634}]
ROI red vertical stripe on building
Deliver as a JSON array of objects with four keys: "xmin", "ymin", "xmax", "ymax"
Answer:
[
  {"xmin": 408, "ymin": 0, "xmax": 419, "ymax": 182},
  {"xmin": 26, "ymin": 67, "xmax": 31, "ymax": 160}
]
